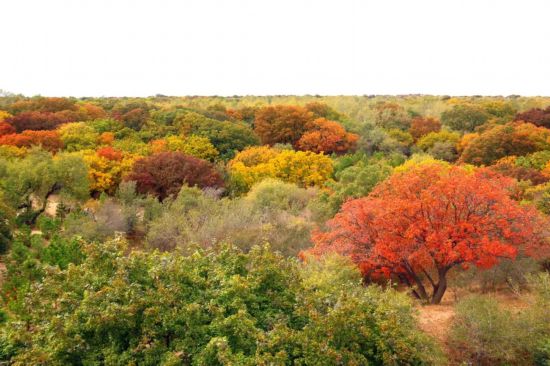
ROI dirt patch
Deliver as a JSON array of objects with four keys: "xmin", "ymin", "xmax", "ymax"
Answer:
[{"xmin": 416, "ymin": 288, "xmax": 532, "ymax": 363}]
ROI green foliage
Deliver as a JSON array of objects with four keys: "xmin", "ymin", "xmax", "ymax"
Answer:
[
  {"xmin": 314, "ymin": 154, "xmax": 394, "ymax": 220},
  {"xmin": 0, "ymin": 239, "xmax": 440, "ymax": 365},
  {"xmin": 0, "ymin": 149, "xmax": 89, "ymax": 224},
  {"xmin": 449, "ymin": 277, "xmax": 550, "ymax": 366},
  {"xmin": 0, "ymin": 209, "xmax": 11, "ymax": 254},
  {"xmin": 146, "ymin": 186, "xmax": 315, "ymax": 256},
  {"xmin": 449, "ymin": 295, "xmax": 523, "ymax": 364},
  {"xmin": 58, "ymin": 122, "xmax": 100, "ymax": 151},
  {"xmin": 175, "ymin": 112, "xmax": 259, "ymax": 159},
  {"xmin": 441, "ymin": 103, "xmax": 490, "ymax": 132}
]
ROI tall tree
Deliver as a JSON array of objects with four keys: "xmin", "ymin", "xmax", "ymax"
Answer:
[{"xmin": 309, "ymin": 163, "xmax": 548, "ymax": 304}]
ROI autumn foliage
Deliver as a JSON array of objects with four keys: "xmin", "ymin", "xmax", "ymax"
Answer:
[
  {"xmin": 296, "ymin": 118, "xmax": 358, "ymax": 154},
  {"xmin": 0, "ymin": 130, "xmax": 63, "ymax": 152},
  {"xmin": 460, "ymin": 122, "xmax": 550, "ymax": 165},
  {"xmin": 125, "ymin": 151, "xmax": 224, "ymax": 200},
  {"xmin": 409, "ymin": 116, "xmax": 441, "ymax": 140},
  {"xmin": 0, "ymin": 122, "xmax": 15, "ymax": 137},
  {"xmin": 254, "ymin": 105, "xmax": 313, "ymax": 145},
  {"xmin": 514, "ymin": 106, "xmax": 550, "ymax": 128},
  {"xmin": 309, "ymin": 163, "xmax": 548, "ymax": 303}
]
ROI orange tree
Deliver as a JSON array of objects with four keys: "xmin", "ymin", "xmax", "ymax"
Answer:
[
  {"xmin": 254, "ymin": 105, "xmax": 313, "ymax": 145},
  {"xmin": 308, "ymin": 163, "xmax": 549, "ymax": 304},
  {"xmin": 296, "ymin": 118, "xmax": 358, "ymax": 154}
]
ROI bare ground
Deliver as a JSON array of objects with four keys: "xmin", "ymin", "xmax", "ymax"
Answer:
[{"xmin": 416, "ymin": 288, "xmax": 531, "ymax": 363}]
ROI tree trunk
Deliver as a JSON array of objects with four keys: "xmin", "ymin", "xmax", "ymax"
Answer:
[{"xmin": 431, "ymin": 267, "xmax": 449, "ymax": 304}]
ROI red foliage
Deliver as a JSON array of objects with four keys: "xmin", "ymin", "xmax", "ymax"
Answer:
[
  {"xmin": 308, "ymin": 164, "xmax": 548, "ymax": 303},
  {"xmin": 113, "ymin": 108, "xmax": 149, "ymax": 130},
  {"xmin": 0, "ymin": 122, "xmax": 15, "ymax": 137},
  {"xmin": 296, "ymin": 118, "xmax": 358, "ymax": 154},
  {"xmin": 6, "ymin": 111, "xmax": 74, "ymax": 132},
  {"xmin": 0, "ymin": 130, "xmax": 63, "ymax": 152},
  {"xmin": 125, "ymin": 151, "xmax": 224, "ymax": 200},
  {"xmin": 254, "ymin": 105, "xmax": 313, "ymax": 145},
  {"xmin": 514, "ymin": 106, "xmax": 550, "ymax": 128},
  {"xmin": 97, "ymin": 146, "xmax": 123, "ymax": 161},
  {"xmin": 409, "ymin": 116, "xmax": 441, "ymax": 140}
]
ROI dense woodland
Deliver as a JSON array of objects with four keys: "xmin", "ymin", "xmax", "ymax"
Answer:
[{"xmin": 0, "ymin": 93, "xmax": 550, "ymax": 365}]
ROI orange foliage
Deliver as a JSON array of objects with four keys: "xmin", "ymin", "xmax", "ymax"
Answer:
[
  {"xmin": 97, "ymin": 146, "xmax": 123, "ymax": 161},
  {"xmin": 254, "ymin": 105, "xmax": 313, "ymax": 145},
  {"xmin": 409, "ymin": 116, "xmax": 441, "ymax": 140},
  {"xmin": 99, "ymin": 132, "xmax": 115, "ymax": 145},
  {"xmin": 308, "ymin": 164, "xmax": 548, "ymax": 303},
  {"xmin": 0, "ymin": 130, "xmax": 63, "ymax": 152},
  {"xmin": 296, "ymin": 118, "xmax": 358, "ymax": 154}
]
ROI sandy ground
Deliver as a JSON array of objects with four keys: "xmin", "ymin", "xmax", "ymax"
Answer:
[{"xmin": 416, "ymin": 288, "xmax": 531, "ymax": 363}]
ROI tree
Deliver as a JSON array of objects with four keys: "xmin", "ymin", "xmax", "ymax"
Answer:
[
  {"xmin": 5, "ymin": 111, "xmax": 73, "ymax": 132},
  {"xmin": 58, "ymin": 122, "xmax": 100, "ymax": 151},
  {"xmin": 460, "ymin": 122, "xmax": 550, "ymax": 165},
  {"xmin": 0, "ymin": 239, "xmax": 439, "ymax": 365},
  {"xmin": 304, "ymin": 102, "xmax": 343, "ymax": 121},
  {"xmin": 84, "ymin": 147, "xmax": 137, "ymax": 195},
  {"xmin": 296, "ymin": 118, "xmax": 358, "ymax": 154},
  {"xmin": 416, "ymin": 130, "xmax": 460, "ymax": 161},
  {"xmin": 254, "ymin": 105, "xmax": 313, "ymax": 145},
  {"xmin": 514, "ymin": 106, "xmax": 550, "ymax": 128},
  {"xmin": 490, "ymin": 157, "xmax": 549, "ymax": 186},
  {"xmin": 309, "ymin": 163, "xmax": 548, "ymax": 304},
  {"xmin": 125, "ymin": 151, "xmax": 224, "ymax": 200},
  {"xmin": 0, "ymin": 122, "xmax": 15, "ymax": 137},
  {"xmin": 0, "ymin": 150, "xmax": 89, "ymax": 224},
  {"xmin": 180, "ymin": 135, "xmax": 219, "ymax": 161},
  {"xmin": 0, "ymin": 110, "xmax": 12, "ymax": 122},
  {"xmin": 229, "ymin": 148, "xmax": 333, "ymax": 193},
  {"xmin": 0, "ymin": 130, "xmax": 63, "ymax": 152},
  {"xmin": 373, "ymin": 102, "xmax": 412, "ymax": 130},
  {"xmin": 409, "ymin": 116, "xmax": 441, "ymax": 140},
  {"xmin": 441, "ymin": 104, "xmax": 490, "ymax": 132},
  {"xmin": 148, "ymin": 135, "xmax": 219, "ymax": 161},
  {"xmin": 175, "ymin": 112, "xmax": 259, "ymax": 159}
]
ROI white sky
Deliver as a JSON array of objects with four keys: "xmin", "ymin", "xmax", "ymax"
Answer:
[{"xmin": 1, "ymin": 0, "xmax": 549, "ymax": 97}]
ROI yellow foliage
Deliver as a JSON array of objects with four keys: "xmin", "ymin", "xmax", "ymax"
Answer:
[
  {"xmin": 148, "ymin": 135, "xmax": 219, "ymax": 161},
  {"xmin": 229, "ymin": 147, "xmax": 333, "ymax": 191},
  {"xmin": 84, "ymin": 151, "xmax": 139, "ymax": 194},
  {"xmin": 0, "ymin": 110, "xmax": 12, "ymax": 122}
]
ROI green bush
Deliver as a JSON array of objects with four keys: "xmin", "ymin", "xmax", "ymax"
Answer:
[
  {"xmin": 449, "ymin": 295, "xmax": 525, "ymax": 364},
  {"xmin": 0, "ymin": 239, "xmax": 442, "ymax": 365}
]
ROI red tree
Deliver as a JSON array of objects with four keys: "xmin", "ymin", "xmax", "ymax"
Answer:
[
  {"xmin": 514, "ymin": 106, "xmax": 550, "ymax": 128},
  {"xmin": 296, "ymin": 118, "xmax": 358, "ymax": 154},
  {"xmin": 6, "ymin": 111, "xmax": 73, "ymax": 132},
  {"xmin": 0, "ymin": 122, "xmax": 15, "ymax": 137},
  {"xmin": 254, "ymin": 105, "xmax": 313, "ymax": 145},
  {"xmin": 309, "ymin": 164, "xmax": 548, "ymax": 303},
  {"xmin": 125, "ymin": 151, "xmax": 224, "ymax": 200}
]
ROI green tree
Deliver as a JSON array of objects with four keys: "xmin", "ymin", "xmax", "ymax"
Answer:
[{"xmin": 441, "ymin": 103, "xmax": 490, "ymax": 132}]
